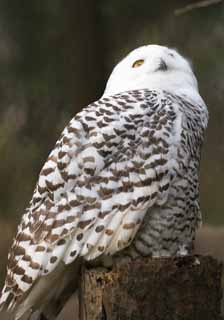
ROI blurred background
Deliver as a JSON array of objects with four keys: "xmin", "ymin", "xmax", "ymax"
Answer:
[{"xmin": 0, "ymin": 0, "xmax": 224, "ymax": 318}]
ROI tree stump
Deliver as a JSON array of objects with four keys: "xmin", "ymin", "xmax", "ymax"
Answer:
[{"xmin": 78, "ymin": 256, "xmax": 223, "ymax": 320}]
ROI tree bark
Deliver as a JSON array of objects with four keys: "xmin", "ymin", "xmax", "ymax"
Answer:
[{"xmin": 78, "ymin": 255, "xmax": 223, "ymax": 320}]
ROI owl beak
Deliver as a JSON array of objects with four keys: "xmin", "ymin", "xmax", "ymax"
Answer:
[{"xmin": 157, "ymin": 59, "xmax": 168, "ymax": 71}]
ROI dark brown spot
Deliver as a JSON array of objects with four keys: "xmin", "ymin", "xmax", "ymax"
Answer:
[
  {"xmin": 60, "ymin": 170, "xmax": 69, "ymax": 181},
  {"xmin": 95, "ymin": 225, "xmax": 104, "ymax": 233},
  {"xmin": 14, "ymin": 266, "xmax": 25, "ymax": 276},
  {"xmin": 70, "ymin": 199, "xmax": 80, "ymax": 207},
  {"xmin": 70, "ymin": 250, "xmax": 77, "ymax": 257},
  {"xmin": 67, "ymin": 126, "xmax": 80, "ymax": 134},
  {"xmin": 62, "ymin": 136, "xmax": 70, "ymax": 145},
  {"xmin": 46, "ymin": 180, "xmax": 64, "ymax": 192},
  {"xmin": 105, "ymin": 229, "xmax": 114, "ymax": 236},
  {"xmin": 102, "ymin": 133, "xmax": 116, "ymax": 141},
  {"xmin": 83, "ymin": 156, "xmax": 95, "ymax": 163},
  {"xmin": 93, "ymin": 142, "xmax": 104, "ymax": 149},
  {"xmin": 119, "ymin": 203, "xmax": 130, "ymax": 211},
  {"xmin": 48, "ymin": 234, "xmax": 60, "ymax": 243},
  {"xmin": 21, "ymin": 275, "xmax": 33, "ymax": 284},
  {"xmin": 97, "ymin": 120, "xmax": 107, "ymax": 128},
  {"xmin": 38, "ymin": 185, "xmax": 47, "ymax": 194},
  {"xmin": 98, "ymin": 246, "xmax": 105, "ymax": 252},
  {"xmin": 77, "ymin": 233, "xmax": 83, "ymax": 241},
  {"xmin": 84, "ymin": 168, "xmax": 95, "ymax": 175},
  {"xmin": 57, "ymin": 239, "xmax": 66, "ymax": 246},
  {"xmin": 103, "ymin": 116, "xmax": 113, "ymax": 123},
  {"xmin": 33, "ymin": 196, "xmax": 42, "ymax": 204},
  {"xmin": 41, "ymin": 167, "xmax": 55, "ymax": 176},
  {"xmin": 86, "ymin": 197, "xmax": 97, "ymax": 204},
  {"xmin": 112, "ymin": 105, "xmax": 120, "ymax": 112},
  {"xmin": 61, "ymin": 228, "xmax": 69, "ymax": 236},
  {"xmin": 123, "ymin": 223, "xmax": 135, "ymax": 230},
  {"xmin": 30, "ymin": 261, "xmax": 40, "ymax": 270},
  {"xmin": 66, "ymin": 216, "xmax": 76, "ymax": 223},
  {"xmin": 35, "ymin": 246, "xmax": 46, "ymax": 252},
  {"xmin": 53, "ymin": 219, "xmax": 65, "ymax": 228},
  {"xmin": 151, "ymin": 192, "xmax": 157, "ymax": 199},
  {"xmin": 50, "ymin": 256, "xmax": 58, "ymax": 264},
  {"xmin": 22, "ymin": 254, "xmax": 32, "ymax": 262},
  {"xmin": 58, "ymin": 162, "xmax": 67, "ymax": 170},
  {"xmin": 159, "ymin": 183, "xmax": 170, "ymax": 192},
  {"xmin": 85, "ymin": 116, "xmax": 96, "ymax": 121},
  {"xmin": 98, "ymin": 211, "xmax": 110, "ymax": 219},
  {"xmin": 14, "ymin": 246, "xmax": 26, "ymax": 256},
  {"xmin": 124, "ymin": 124, "xmax": 135, "ymax": 130},
  {"xmin": 98, "ymin": 187, "xmax": 113, "ymax": 199},
  {"xmin": 58, "ymin": 151, "xmax": 67, "ymax": 159},
  {"xmin": 78, "ymin": 219, "xmax": 93, "ymax": 229}
]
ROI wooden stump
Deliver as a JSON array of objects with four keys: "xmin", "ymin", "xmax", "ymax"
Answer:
[{"xmin": 78, "ymin": 256, "xmax": 223, "ymax": 320}]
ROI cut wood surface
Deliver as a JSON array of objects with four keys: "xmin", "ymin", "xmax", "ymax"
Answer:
[{"xmin": 79, "ymin": 256, "xmax": 223, "ymax": 320}]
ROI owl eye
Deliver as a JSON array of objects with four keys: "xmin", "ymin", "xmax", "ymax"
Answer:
[{"xmin": 132, "ymin": 59, "xmax": 144, "ymax": 68}]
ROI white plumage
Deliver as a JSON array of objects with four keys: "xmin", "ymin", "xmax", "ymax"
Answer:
[{"xmin": 0, "ymin": 45, "xmax": 208, "ymax": 319}]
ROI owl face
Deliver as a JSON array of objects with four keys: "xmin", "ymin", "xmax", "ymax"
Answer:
[
  {"xmin": 103, "ymin": 45, "xmax": 198, "ymax": 97},
  {"xmin": 127, "ymin": 45, "xmax": 192, "ymax": 74}
]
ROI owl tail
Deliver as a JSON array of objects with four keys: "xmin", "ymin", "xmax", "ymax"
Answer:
[
  {"xmin": 0, "ymin": 281, "xmax": 19, "ymax": 315},
  {"xmin": 15, "ymin": 259, "xmax": 81, "ymax": 320}
]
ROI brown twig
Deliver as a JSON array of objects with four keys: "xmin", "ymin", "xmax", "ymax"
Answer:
[{"xmin": 175, "ymin": 0, "xmax": 223, "ymax": 16}]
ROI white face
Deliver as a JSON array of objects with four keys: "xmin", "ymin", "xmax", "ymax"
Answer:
[{"xmin": 103, "ymin": 45, "xmax": 199, "ymax": 97}]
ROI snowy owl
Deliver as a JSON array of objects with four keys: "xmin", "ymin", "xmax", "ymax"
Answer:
[{"xmin": 0, "ymin": 45, "xmax": 208, "ymax": 319}]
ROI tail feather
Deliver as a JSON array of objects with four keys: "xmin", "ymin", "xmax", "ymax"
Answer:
[{"xmin": 0, "ymin": 286, "xmax": 13, "ymax": 311}]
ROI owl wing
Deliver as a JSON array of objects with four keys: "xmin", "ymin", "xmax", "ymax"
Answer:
[{"xmin": 0, "ymin": 89, "xmax": 184, "ymax": 311}]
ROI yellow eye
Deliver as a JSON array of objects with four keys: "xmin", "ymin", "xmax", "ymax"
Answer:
[{"xmin": 132, "ymin": 59, "xmax": 144, "ymax": 68}]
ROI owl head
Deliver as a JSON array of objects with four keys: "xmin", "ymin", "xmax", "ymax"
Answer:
[{"xmin": 103, "ymin": 45, "xmax": 199, "ymax": 98}]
